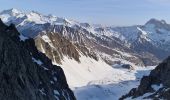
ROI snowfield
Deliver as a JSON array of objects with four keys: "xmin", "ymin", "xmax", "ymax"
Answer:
[
  {"xmin": 73, "ymin": 66, "xmax": 155, "ymax": 100},
  {"xmin": 53, "ymin": 55, "xmax": 155, "ymax": 100}
]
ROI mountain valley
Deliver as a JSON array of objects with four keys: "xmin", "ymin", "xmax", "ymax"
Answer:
[{"xmin": 1, "ymin": 8, "xmax": 170, "ymax": 100}]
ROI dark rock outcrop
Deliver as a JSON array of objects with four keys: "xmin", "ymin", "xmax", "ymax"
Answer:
[
  {"xmin": 121, "ymin": 64, "xmax": 134, "ymax": 70},
  {"xmin": 120, "ymin": 56, "xmax": 170, "ymax": 100},
  {"xmin": 0, "ymin": 19, "xmax": 76, "ymax": 100}
]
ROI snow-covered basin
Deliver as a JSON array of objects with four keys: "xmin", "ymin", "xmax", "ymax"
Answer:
[
  {"xmin": 54, "ymin": 55, "xmax": 155, "ymax": 100},
  {"xmin": 73, "ymin": 67, "xmax": 155, "ymax": 100}
]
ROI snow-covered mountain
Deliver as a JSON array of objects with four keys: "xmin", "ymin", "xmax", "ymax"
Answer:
[
  {"xmin": 0, "ymin": 8, "xmax": 166, "ymax": 66},
  {"xmin": 0, "ymin": 8, "xmax": 170, "ymax": 100},
  {"xmin": 0, "ymin": 8, "xmax": 146, "ymax": 65}
]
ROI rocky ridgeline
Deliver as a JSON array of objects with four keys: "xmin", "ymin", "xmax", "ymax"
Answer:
[
  {"xmin": 0, "ymin": 19, "xmax": 76, "ymax": 100},
  {"xmin": 0, "ymin": 9, "xmax": 152, "ymax": 67},
  {"xmin": 120, "ymin": 56, "xmax": 170, "ymax": 100},
  {"xmin": 34, "ymin": 24, "xmax": 99, "ymax": 64},
  {"xmin": 35, "ymin": 31, "xmax": 81, "ymax": 64}
]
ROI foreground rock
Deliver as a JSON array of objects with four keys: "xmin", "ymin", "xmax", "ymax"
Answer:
[
  {"xmin": 0, "ymin": 19, "xmax": 76, "ymax": 100},
  {"xmin": 120, "ymin": 56, "xmax": 170, "ymax": 100}
]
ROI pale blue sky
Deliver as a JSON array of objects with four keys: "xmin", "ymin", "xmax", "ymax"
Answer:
[{"xmin": 0, "ymin": 0, "xmax": 170, "ymax": 26}]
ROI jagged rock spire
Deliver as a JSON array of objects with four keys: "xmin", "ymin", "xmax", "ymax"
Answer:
[
  {"xmin": 0, "ymin": 18, "xmax": 7, "ymax": 30},
  {"xmin": 0, "ymin": 18, "xmax": 76, "ymax": 100}
]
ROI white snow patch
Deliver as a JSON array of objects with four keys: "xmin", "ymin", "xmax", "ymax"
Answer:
[
  {"xmin": 137, "ymin": 27, "xmax": 147, "ymax": 35},
  {"xmin": 19, "ymin": 35, "xmax": 28, "ymax": 41},
  {"xmin": 39, "ymin": 88, "xmax": 46, "ymax": 96},
  {"xmin": 26, "ymin": 11, "xmax": 46, "ymax": 24},
  {"xmin": 41, "ymin": 35, "xmax": 55, "ymax": 48},
  {"xmin": 54, "ymin": 95, "xmax": 60, "ymax": 100},
  {"xmin": 151, "ymin": 84, "xmax": 163, "ymax": 91},
  {"xmin": 50, "ymin": 81, "xmax": 54, "ymax": 84},
  {"xmin": 53, "ymin": 77, "xmax": 57, "ymax": 81},
  {"xmin": 125, "ymin": 92, "xmax": 153, "ymax": 100},
  {"xmin": 54, "ymin": 90, "xmax": 60, "ymax": 95},
  {"xmin": 41, "ymin": 35, "xmax": 51, "ymax": 43},
  {"xmin": 32, "ymin": 57, "xmax": 43, "ymax": 65},
  {"xmin": 32, "ymin": 57, "xmax": 49, "ymax": 70}
]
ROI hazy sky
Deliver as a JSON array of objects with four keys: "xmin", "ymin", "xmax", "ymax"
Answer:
[{"xmin": 0, "ymin": 0, "xmax": 170, "ymax": 26}]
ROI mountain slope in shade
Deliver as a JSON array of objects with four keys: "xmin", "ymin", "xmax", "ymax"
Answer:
[
  {"xmin": 120, "ymin": 56, "xmax": 170, "ymax": 100},
  {"xmin": 0, "ymin": 19, "xmax": 75, "ymax": 100}
]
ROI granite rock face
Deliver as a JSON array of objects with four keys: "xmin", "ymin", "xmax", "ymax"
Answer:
[
  {"xmin": 120, "ymin": 56, "xmax": 170, "ymax": 100},
  {"xmin": 0, "ymin": 19, "xmax": 76, "ymax": 100}
]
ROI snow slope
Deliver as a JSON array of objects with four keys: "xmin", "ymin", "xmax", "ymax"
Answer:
[
  {"xmin": 55, "ymin": 55, "xmax": 112, "ymax": 87},
  {"xmin": 52, "ymin": 54, "xmax": 155, "ymax": 100},
  {"xmin": 73, "ymin": 66, "xmax": 155, "ymax": 100}
]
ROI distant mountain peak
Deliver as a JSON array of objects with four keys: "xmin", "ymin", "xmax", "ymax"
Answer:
[
  {"xmin": 0, "ymin": 8, "xmax": 79, "ymax": 26},
  {"xmin": 145, "ymin": 18, "xmax": 167, "ymax": 26},
  {"xmin": 10, "ymin": 8, "xmax": 21, "ymax": 13},
  {"xmin": 0, "ymin": 8, "xmax": 22, "ymax": 16},
  {"xmin": 29, "ymin": 10, "xmax": 41, "ymax": 16},
  {"xmin": 160, "ymin": 19, "xmax": 166, "ymax": 24}
]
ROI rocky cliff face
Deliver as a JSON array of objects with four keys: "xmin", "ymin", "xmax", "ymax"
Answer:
[
  {"xmin": 34, "ymin": 31, "xmax": 81, "ymax": 64},
  {"xmin": 120, "ymin": 56, "xmax": 170, "ymax": 100},
  {"xmin": 0, "ymin": 19, "xmax": 76, "ymax": 100}
]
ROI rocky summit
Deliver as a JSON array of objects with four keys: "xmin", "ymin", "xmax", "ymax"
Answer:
[
  {"xmin": 120, "ymin": 56, "xmax": 170, "ymax": 100},
  {"xmin": 0, "ymin": 19, "xmax": 76, "ymax": 100}
]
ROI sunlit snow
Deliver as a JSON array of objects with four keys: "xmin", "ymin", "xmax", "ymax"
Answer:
[{"xmin": 53, "ymin": 54, "xmax": 155, "ymax": 100}]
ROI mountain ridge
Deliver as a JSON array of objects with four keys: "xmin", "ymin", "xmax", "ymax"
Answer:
[{"xmin": 0, "ymin": 19, "xmax": 76, "ymax": 100}]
